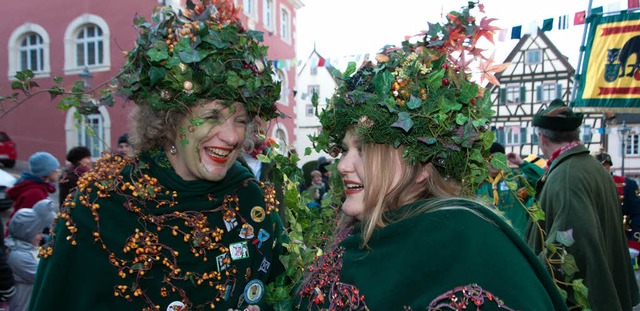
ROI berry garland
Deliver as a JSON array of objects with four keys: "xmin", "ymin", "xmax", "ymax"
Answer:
[{"xmin": 41, "ymin": 153, "xmax": 279, "ymax": 310}]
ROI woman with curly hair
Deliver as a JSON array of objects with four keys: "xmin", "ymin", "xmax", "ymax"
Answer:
[{"xmin": 30, "ymin": 1, "xmax": 285, "ymax": 310}]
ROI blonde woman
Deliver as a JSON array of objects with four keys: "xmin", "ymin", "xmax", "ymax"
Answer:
[{"xmin": 296, "ymin": 4, "xmax": 567, "ymax": 310}]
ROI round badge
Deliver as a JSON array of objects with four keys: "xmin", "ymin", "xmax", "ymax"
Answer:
[
  {"xmin": 243, "ymin": 279, "xmax": 265, "ymax": 304},
  {"xmin": 167, "ymin": 301, "xmax": 185, "ymax": 311},
  {"xmin": 251, "ymin": 206, "xmax": 266, "ymax": 223}
]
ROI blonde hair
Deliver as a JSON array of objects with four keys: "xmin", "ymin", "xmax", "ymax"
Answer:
[{"xmin": 358, "ymin": 143, "xmax": 461, "ymax": 246}]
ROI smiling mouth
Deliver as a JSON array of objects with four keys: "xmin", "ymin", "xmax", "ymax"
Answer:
[
  {"xmin": 204, "ymin": 147, "xmax": 233, "ymax": 163},
  {"xmin": 344, "ymin": 181, "xmax": 364, "ymax": 194}
]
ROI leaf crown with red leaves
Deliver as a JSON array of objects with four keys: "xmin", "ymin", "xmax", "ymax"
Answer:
[{"xmin": 312, "ymin": 2, "xmax": 505, "ymax": 194}]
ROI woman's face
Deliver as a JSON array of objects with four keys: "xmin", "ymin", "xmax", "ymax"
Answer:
[
  {"xmin": 169, "ymin": 100, "xmax": 250, "ymax": 181},
  {"xmin": 337, "ymin": 132, "xmax": 366, "ymax": 220}
]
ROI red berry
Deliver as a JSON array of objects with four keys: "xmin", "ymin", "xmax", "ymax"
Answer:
[
  {"xmin": 442, "ymin": 63, "xmax": 449, "ymax": 70},
  {"xmin": 442, "ymin": 78, "xmax": 450, "ymax": 87}
]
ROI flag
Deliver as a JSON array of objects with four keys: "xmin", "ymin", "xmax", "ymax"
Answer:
[
  {"xmin": 591, "ymin": 6, "xmax": 604, "ymax": 15},
  {"xmin": 511, "ymin": 25, "xmax": 522, "ymax": 39},
  {"xmin": 498, "ymin": 29, "xmax": 508, "ymax": 41},
  {"xmin": 557, "ymin": 15, "xmax": 569, "ymax": 30},
  {"xmin": 317, "ymin": 57, "xmax": 325, "ymax": 67},
  {"xmin": 575, "ymin": 11, "xmax": 586, "ymax": 25},
  {"xmin": 630, "ymin": 0, "xmax": 640, "ymax": 9},
  {"xmin": 524, "ymin": 21, "xmax": 538, "ymax": 35},
  {"xmin": 542, "ymin": 18, "xmax": 553, "ymax": 31},
  {"xmin": 574, "ymin": 11, "xmax": 640, "ymax": 112},
  {"xmin": 325, "ymin": 58, "xmax": 331, "ymax": 68}
]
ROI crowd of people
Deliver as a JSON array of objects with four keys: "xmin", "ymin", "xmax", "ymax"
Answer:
[{"xmin": 1, "ymin": 0, "xmax": 640, "ymax": 310}]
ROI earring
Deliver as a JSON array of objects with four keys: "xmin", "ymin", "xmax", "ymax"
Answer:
[{"xmin": 169, "ymin": 145, "xmax": 178, "ymax": 155}]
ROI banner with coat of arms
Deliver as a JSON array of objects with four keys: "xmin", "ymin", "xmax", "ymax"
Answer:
[{"xmin": 574, "ymin": 11, "xmax": 640, "ymax": 112}]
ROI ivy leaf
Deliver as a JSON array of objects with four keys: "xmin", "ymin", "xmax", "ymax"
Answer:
[
  {"xmin": 556, "ymin": 229, "xmax": 575, "ymax": 247},
  {"xmin": 406, "ymin": 95, "xmax": 423, "ymax": 110},
  {"xmin": 427, "ymin": 68, "xmax": 445, "ymax": 89},
  {"xmin": 53, "ymin": 76, "xmax": 63, "ymax": 84},
  {"xmin": 418, "ymin": 137, "xmax": 437, "ymax": 145},
  {"xmin": 304, "ymin": 147, "xmax": 312, "ymax": 156},
  {"xmin": 147, "ymin": 42, "xmax": 169, "ymax": 62},
  {"xmin": 455, "ymin": 113, "xmax": 469, "ymax": 125},
  {"xmin": 372, "ymin": 70, "xmax": 394, "ymax": 97},
  {"xmin": 490, "ymin": 152, "xmax": 510, "ymax": 172},
  {"xmin": 572, "ymin": 279, "xmax": 590, "ymax": 309},
  {"xmin": 99, "ymin": 92, "xmax": 115, "ymax": 107},
  {"xmin": 342, "ymin": 62, "xmax": 356, "ymax": 78},
  {"xmin": 391, "ymin": 112, "xmax": 413, "ymax": 132},
  {"xmin": 562, "ymin": 253, "xmax": 579, "ymax": 276},
  {"xmin": 202, "ymin": 29, "xmax": 228, "ymax": 48},
  {"xmin": 148, "ymin": 67, "xmax": 166, "ymax": 86},
  {"xmin": 459, "ymin": 82, "xmax": 478, "ymax": 104}
]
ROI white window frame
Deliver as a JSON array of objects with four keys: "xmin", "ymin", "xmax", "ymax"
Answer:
[
  {"xmin": 19, "ymin": 33, "xmax": 45, "ymax": 73},
  {"xmin": 243, "ymin": 0, "xmax": 258, "ymax": 20},
  {"xmin": 525, "ymin": 49, "xmax": 542, "ymax": 65},
  {"xmin": 64, "ymin": 105, "xmax": 112, "ymax": 159},
  {"xmin": 263, "ymin": 0, "xmax": 274, "ymax": 31},
  {"xmin": 305, "ymin": 104, "xmax": 314, "ymax": 117},
  {"xmin": 582, "ymin": 124, "xmax": 593, "ymax": 143},
  {"xmin": 279, "ymin": 6, "xmax": 291, "ymax": 44},
  {"xmin": 271, "ymin": 124, "xmax": 289, "ymax": 155},
  {"xmin": 626, "ymin": 134, "xmax": 640, "ymax": 156},
  {"xmin": 506, "ymin": 85, "xmax": 521, "ymax": 104},
  {"xmin": 540, "ymin": 83, "xmax": 556, "ymax": 103},
  {"xmin": 64, "ymin": 14, "xmax": 111, "ymax": 75},
  {"xmin": 273, "ymin": 68, "xmax": 289, "ymax": 105},
  {"xmin": 308, "ymin": 85, "xmax": 319, "ymax": 96},
  {"xmin": 8, "ymin": 23, "xmax": 51, "ymax": 79}
]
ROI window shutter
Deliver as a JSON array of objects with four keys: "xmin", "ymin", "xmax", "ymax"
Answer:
[
  {"xmin": 496, "ymin": 129, "xmax": 506, "ymax": 144},
  {"xmin": 536, "ymin": 86, "xmax": 542, "ymax": 102},
  {"xmin": 556, "ymin": 83, "xmax": 563, "ymax": 99},
  {"xmin": 520, "ymin": 86, "xmax": 526, "ymax": 103},
  {"xmin": 500, "ymin": 88, "xmax": 506, "ymax": 104},
  {"xmin": 520, "ymin": 127, "xmax": 528, "ymax": 144}
]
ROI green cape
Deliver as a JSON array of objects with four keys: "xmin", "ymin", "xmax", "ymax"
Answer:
[{"xmin": 30, "ymin": 151, "xmax": 285, "ymax": 310}]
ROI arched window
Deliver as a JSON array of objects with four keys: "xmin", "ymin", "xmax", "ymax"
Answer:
[
  {"xmin": 271, "ymin": 124, "xmax": 289, "ymax": 155},
  {"xmin": 65, "ymin": 105, "xmax": 112, "ymax": 158},
  {"xmin": 273, "ymin": 68, "xmax": 288, "ymax": 105},
  {"xmin": 64, "ymin": 14, "xmax": 111, "ymax": 75},
  {"xmin": 76, "ymin": 24, "xmax": 104, "ymax": 67},
  {"xmin": 8, "ymin": 23, "xmax": 50, "ymax": 79}
]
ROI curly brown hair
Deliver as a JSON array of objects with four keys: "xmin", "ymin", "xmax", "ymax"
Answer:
[{"xmin": 129, "ymin": 104, "xmax": 187, "ymax": 152}]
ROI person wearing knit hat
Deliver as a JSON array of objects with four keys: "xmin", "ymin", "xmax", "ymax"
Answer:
[
  {"xmin": 7, "ymin": 152, "xmax": 59, "ymax": 220},
  {"xmin": 116, "ymin": 133, "xmax": 133, "ymax": 157},
  {"xmin": 58, "ymin": 146, "xmax": 92, "ymax": 207},
  {"xmin": 6, "ymin": 198, "xmax": 56, "ymax": 311},
  {"xmin": 527, "ymin": 99, "xmax": 639, "ymax": 309}
]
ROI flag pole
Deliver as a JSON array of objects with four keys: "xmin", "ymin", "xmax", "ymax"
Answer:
[{"xmin": 570, "ymin": 0, "xmax": 594, "ymax": 106}]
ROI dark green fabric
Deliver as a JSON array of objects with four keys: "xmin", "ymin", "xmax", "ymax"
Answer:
[
  {"xmin": 30, "ymin": 151, "xmax": 285, "ymax": 311},
  {"xmin": 532, "ymin": 99, "xmax": 584, "ymax": 131},
  {"xmin": 527, "ymin": 144, "xmax": 640, "ymax": 310},
  {"xmin": 299, "ymin": 198, "xmax": 568, "ymax": 310},
  {"xmin": 476, "ymin": 161, "xmax": 544, "ymax": 238}
]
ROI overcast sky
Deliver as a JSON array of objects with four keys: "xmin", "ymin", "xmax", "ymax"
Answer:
[{"xmin": 295, "ymin": 0, "xmax": 628, "ymax": 68}]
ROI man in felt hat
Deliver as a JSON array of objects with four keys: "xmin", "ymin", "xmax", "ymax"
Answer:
[
  {"xmin": 527, "ymin": 99, "xmax": 639, "ymax": 310},
  {"xmin": 595, "ymin": 150, "xmax": 640, "ymax": 254}
]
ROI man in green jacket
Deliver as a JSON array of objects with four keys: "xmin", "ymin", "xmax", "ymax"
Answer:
[{"xmin": 527, "ymin": 99, "xmax": 640, "ymax": 310}]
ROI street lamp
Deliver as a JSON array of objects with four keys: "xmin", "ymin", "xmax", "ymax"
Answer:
[
  {"xmin": 78, "ymin": 66, "xmax": 93, "ymax": 90},
  {"xmin": 618, "ymin": 120, "xmax": 631, "ymax": 176},
  {"xmin": 77, "ymin": 66, "xmax": 97, "ymax": 114}
]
